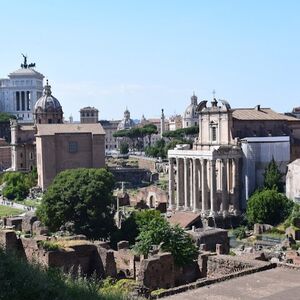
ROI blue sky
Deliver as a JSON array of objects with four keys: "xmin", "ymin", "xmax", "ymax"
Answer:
[{"xmin": 1, "ymin": 0, "xmax": 300, "ymax": 120}]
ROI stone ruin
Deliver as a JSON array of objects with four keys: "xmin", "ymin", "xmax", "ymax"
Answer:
[{"xmin": 0, "ymin": 213, "xmax": 277, "ymax": 293}]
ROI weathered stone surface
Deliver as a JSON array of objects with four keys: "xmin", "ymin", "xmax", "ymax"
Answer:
[
  {"xmin": 5, "ymin": 217, "xmax": 23, "ymax": 231},
  {"xmin": 253, "ymin": 223, "xmax": 273, "ymax": 235},
  {"xmin": 117, "ymin": 240, "xmax": 129, "ymax": 250},
  {"xmin": 0, "ymin": 230, "xmax": 18, "ymax": 251},
  {"xmin": 22, "ymin": 212, "xmax": 38, "ymax": 233},
  {"xmin": 138, "ymin": 252, "xmax": 175, "ymax": 290},
  {"xmin": 286, "ymin": 226, "xmax": 300, "ymax": 241}
]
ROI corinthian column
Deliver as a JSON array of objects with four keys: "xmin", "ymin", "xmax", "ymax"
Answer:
[
  {"xmin": 168, "ymin": 158, "xmax": 175, "ymax": 209},
  {"xmin": 184, "ymin": 158, "xmax": 190, "ymax": 210},
  {"xmin": 192, "ymin": 158, "xmax": 198, "ymax": 212},
  {"xmin": 201, "ymin": 159, "xmax": 208, "ymax": 214},
  {"xmin": 232, "ymin": 157, "xmax": 240, "ymax": 215},
  {"xmin": 221, "ymin": 158, "xmax": 229, "ymax": 217},
  {"xmin": 176, "ymin": 158, "xmax": 181, "ymax": 210},
  {"xmin": 209, "ymin": 159, "xmax": 217, "ymax": 217}
]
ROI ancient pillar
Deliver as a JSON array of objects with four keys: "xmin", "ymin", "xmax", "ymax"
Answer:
[
  {"xmin": 221, "ymin": 158, "xmax": 229, "ymax": 217},
  {"xmin": 232, "ymin": 158, "xmax": 240, "ymax": 215},
  {"xmin": 209, "ymin": 159, "xmax": 217, "ymax": 216},
  {"xmin": 168, "ymin": 158, "xmax": 175, "ymax": 209},
  {"xmin": 176, "ymin": 158, "xmax": 180, "ymax": 210},
  {"xmin": 201, "ymin": 159, "xmax": 208, "ymax": 214},
  {"xmin": 192, "ymin": 158, "xmax": 198, "ymax": 212},
  {"xmin": 184, "ymin": 158, "xmax": 190, "ymax": 210}
]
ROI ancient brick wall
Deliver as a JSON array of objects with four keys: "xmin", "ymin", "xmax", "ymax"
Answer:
[
  {"xmin": 207, "ymin": 255, "xmax": 257, "ymax": 278},
  {"xmin": 138, "ymin": 252, "xmax": 175, "ymax": 290}
]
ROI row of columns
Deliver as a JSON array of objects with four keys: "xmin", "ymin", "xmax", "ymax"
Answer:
[
  {"xmin": 169, "ymin": 156, "xmax": 240, "ymax": 216},
  {"xmin": 16, "ymin": 91, "xmax": 31, "ymax": 111}
]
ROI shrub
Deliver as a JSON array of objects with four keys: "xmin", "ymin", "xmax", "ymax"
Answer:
[
  {"xmin": 232, "ymin": 226, "xmax": 247, "ymax": 240},
  {"xmin": 246, "ymin": 189, "xmax": 294, "ymax": 226},
  {"xmin": 37, "ymin": 168, "xmax": 116, "ymax": 239}
]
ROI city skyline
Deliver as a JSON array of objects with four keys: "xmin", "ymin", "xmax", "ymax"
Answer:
[{"xmin": 1, "ymin": 0, "xmax": 300, "ymax": 120}]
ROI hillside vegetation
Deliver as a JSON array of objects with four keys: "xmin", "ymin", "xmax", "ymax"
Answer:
[{"xmin": 0, "ymin": 249, "xmax": 125, "ymax": 300}]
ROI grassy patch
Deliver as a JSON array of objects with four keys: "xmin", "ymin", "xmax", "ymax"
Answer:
[
  {"xmin": 0, "ymin": 248, "xmax": 126, "ymax": 300},
  {"xmin": 16, "ymin": 199, "xmax": 41, "ymax": 208},
  {"xmin": 0, "ymin": 205, "xmax": 24, "ymax": 217},
  {"xmin": 151, "ymin": 288, "xmax": 166, "ymax": 297},
  {"xmin": 100, "ymin": 278, "xmax": 137, "ymax": 296}
]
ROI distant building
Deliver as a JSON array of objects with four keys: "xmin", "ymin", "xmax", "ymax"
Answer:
[
  {"xmin": 0, "ymin": 138, "xmax": 11, "ymax": 171},
  {"xmin": 11, "ymin": 81, "xmax": 106, "ymax": 189},
  {"xmin": 80, "ymin": 106, "xmax": 99, "ymax": 123},
  {"xmin": 99, "ymin": 120, "xmax": 120, "ymax": 151},
  {"xmin": 11, "ymin": 81, "xmax": 61, "ymax": 172},
  {"xmin": 36, "ymin": 123, "xmax": 105, "ymax": 190},
  {"xmin": 168, "ymin": 98, "xmax": 300, "ymax": 216},
  {"xmin": 0, "ymin": 55, "xmax": 44, "ymax": 123},
  {"xmin": 286, "ymin": 159, "xmax": 300, "ymax": 203},
  {"xmin": 182, "ymin": 93, "xmax": 199, "ymax": 128},
  {"xmin": 117, "ymin": 108, "xmax": 135, "ymax": 130},
  {"xmin": 168, "ymin": 114, "xmax": 182, "ymax": 131}
]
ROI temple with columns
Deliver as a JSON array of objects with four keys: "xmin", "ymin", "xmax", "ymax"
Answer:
[{"xmin": 168, "ymin": 96, "xmax": 300, "ymax": 217}]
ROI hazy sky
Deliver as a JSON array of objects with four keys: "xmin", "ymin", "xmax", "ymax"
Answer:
[{"xmin": 1, "ymin": 0, "xmax": 300, "ymax": 121}]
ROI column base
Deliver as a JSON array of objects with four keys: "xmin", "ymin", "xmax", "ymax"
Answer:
[
  {"xmin": 209, "ymin": 210, "xmax": 217, "ymax": 217},
  {"xmin": 176, "ymin": 205, "xmax": 185, "ymax": 211},
  {"xmin": 233, "ymin": 209, "xmax": 240, "ymax": 216},
  {"xmin": 222, "ymin": 210, "xmax": 229, "ymax": 218},
  {"xmin": 168, "ymin": 204, "xmax": 176, "ymax": 211}
]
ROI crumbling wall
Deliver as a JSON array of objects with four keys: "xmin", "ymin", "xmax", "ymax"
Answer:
[
  {"xmin": 207, "ymin": 255, "xmax": 256, "ymax": 278},
  {"xmin": 138, "ymin": 252, "xmax": 175, "ymax": 290},
  {"xmin": 0, "ymin": 230, "xmax": 18, "ymax": 251}
]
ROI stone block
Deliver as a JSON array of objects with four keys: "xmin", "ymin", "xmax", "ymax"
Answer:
[
  {"xmin": 254, "ymin": 223, "xmax": 273, "ymax": 235},
  {"xmin": 0, "ymin": 230, "xmax": 18, "ymax": 251},
  {"xmin": 117, "ymin": 240, "xmax": 129, "ymax": 250},
  {"xmin": 6, "ymin": 217, "xmax": 23, "ymax": 231}
]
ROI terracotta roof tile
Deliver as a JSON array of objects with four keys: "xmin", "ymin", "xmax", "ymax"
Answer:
[
  {"xmin": 232, "ymin": 108, "xmax": 298, "ymax": 121},
  {"xmin": 36, "ymin": 123, "xmax": 105, "ymax": 136}
]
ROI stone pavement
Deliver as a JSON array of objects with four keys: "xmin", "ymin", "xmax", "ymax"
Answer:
[{"xmin": 167, "ymin": 267, "xmax": 300, "ymax": 300}]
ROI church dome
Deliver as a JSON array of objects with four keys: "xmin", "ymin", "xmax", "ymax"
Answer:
[
  {"xmin": 34, "ymin": 80, "xmax": 63, "ymax": 124},
  {"xmin": 117, "ymin": 108, "xmax": 135, "ymax": 130},
  {"xmin": 34, "ymin": 81, "xmax": 62, "ymax": 112},
  {"xmin": 183, "ymin": 93, "xmax": 198, "ymax": 120},
  {"xmin": 183, "ymin": 93, "xmax": 199, "ymax": 128}
]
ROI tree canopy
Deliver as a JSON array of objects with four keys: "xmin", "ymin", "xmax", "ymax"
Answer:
[
  {"xmin": 246, "ymin": 189, "xmax": 294, "ymax": 226},
  {"xmin": 263, "ymin": 157, "xmax": 284, "ymax": 192},
  {"xmin": 37, "ymin": 168, "xmax": 116, "ymax": 239},
  {"xmin": 133, "ymin": 211, "xmax": 198, "ymax": 266},
  {"xmin": 2, "ymin": 169, "xmax": 37, "ymax": 201},
  {"xmin": 162, "ymin": 126, "xmax": 199, "ymax": 139},
  {"xmin": 0, "ymin": 112, "xmax": 16, "ymax": 122},
  {"xmin": 119, "ymin": 142, "xmax": 129, "ymax": 154}
]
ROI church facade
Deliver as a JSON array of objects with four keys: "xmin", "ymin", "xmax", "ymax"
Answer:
[
  {"xmin": 168, "ymin": 98, "xmax": 300, "ymax": 216},
  {"xmin": 11, "ymin": 80, "xmax": 105, "ymax": 190}
]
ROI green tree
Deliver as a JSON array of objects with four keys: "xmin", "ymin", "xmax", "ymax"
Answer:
[
  {"xmin": 263, "ymin": 157, "xmax": 284, "ymax": 192},
  {"xmin": 162, "ymin": 126, "xmax": 198, "ymax": 140},
  {"xmin": 111, "ymin": 210, "xmax": 162, "ymax": 247},
  {"xmin": 37, "ymin": 168, "xmax": 116, "ymax": 239},
  {"xmin": 141, "ymin": 124, "xmax": 158, "ymax": 147},
  {"xmin": 2, "ymin": 170, "xmax": 36, "ymax": 201},
  {"xmin": 145, "ymin": 139, "xmax": 166, "ymax": 158},
  {"xmin": 0, "ymin": 112, "xmax": 16, "ymax": 122},
  {"xmin": 134, "ymin": 212, "xmax": 198, "ymax": 266},
  {"xmin": 246, "ymin": 189, "xmax": 294, "ymax": 226},
  {"xmin": 119, "ymin": 142, "xmax": 129, "ymax": 154}
]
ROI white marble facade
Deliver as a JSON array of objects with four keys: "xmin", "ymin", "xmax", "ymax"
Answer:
[
  {"xmin": 168, "ymin": 147, "xmax": 241, "ymax": 216},
  {"xmin": 0, "ymin": 56, "xmax": 44, "ymax": 123}
]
